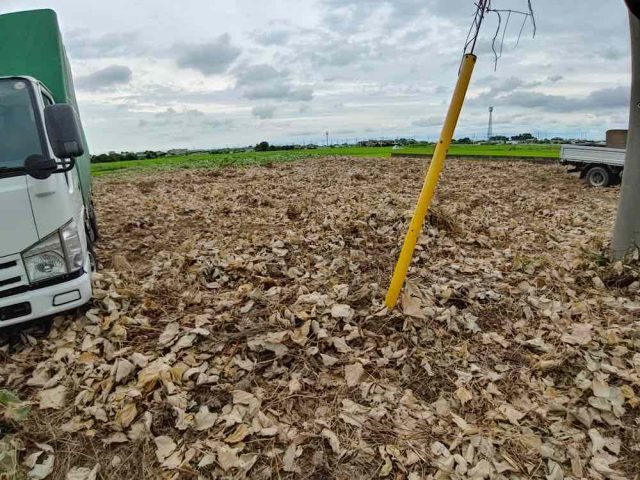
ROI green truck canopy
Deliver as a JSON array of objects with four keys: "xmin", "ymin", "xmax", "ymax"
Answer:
[{"xmin": 0, "ymin": 9, "xmax": 92, "ymax": 206}]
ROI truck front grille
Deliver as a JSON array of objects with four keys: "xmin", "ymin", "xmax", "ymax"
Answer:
[
  {"xmin": 0, "ymin": 302, "xmax": 31, "ymax": 322},
  {"xmin": 0, "ymin": 255, "xmax": 28, "ymax": 294},
  {"xmin": 0, "ymin": 276, "xmax": 21, "ymax": 288}
]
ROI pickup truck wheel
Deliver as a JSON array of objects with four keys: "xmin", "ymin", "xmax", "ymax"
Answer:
[
  {"xmin": 585, "ymin": 166, "xmax": 612, "ymax": 187},
  {"xmin": 611, "ymin": 173, "xmax": 622, "ymax": 186}
]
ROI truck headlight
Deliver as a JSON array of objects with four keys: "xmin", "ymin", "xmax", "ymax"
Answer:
[
  {"xmin": 61, "ymin": 220, "xmax": 84, "ymax": 272},
  {"xmin": 22, "ymin": 220, "xmax": 84, "ymax": 283}
]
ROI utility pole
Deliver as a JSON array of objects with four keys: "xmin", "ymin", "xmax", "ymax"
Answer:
[
  {"xmin": 487, "ymin": 106, "xmax": 494, "ymax": 140},
  {"xmin": 612, "ymin": 6, "xmax": 640, "ymax": 258}
]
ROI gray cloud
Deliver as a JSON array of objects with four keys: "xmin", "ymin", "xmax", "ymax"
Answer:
[
  {"xmin": 236, "ymin": 64, "xmax": 286, "ymax": 86},
  {"xmin": 493, "ymin": 77, "xmax": 526, "ymax": 93},
  {"xmin": 490, "ymin": 86, "xmax": 630, "ymax": 113},
  {"xmin": 311, "ymin": 42, "xmax": 372, "ymax": 67},
  {"xmin": 155, "ymin": 107, "xmax": 204, "ymax": 122},
  {"xmin": 138, "ymin": 108, "xmax": 233, "ymax": 131},
  {"xmin": 253, "ymin": 29, "xmax": 291, "ymax": 46},
  {"xmin": 245, "ymin": 84, "xmax": 313, "ymax": 101},
  {"xmin": 252, "ymin": 105, "xmax": 276, "ymax": 119},
  {"xmin": 76, "ymin": 65, "xmax": 132, "ymax": 90},
  {"xmin": 175, "ymin": 34, "xmax": 241, "ymax": 75},
  {"xmin": 472, "ymin": 76, "xmax": 547, "ymax": 104},
  {"xmin": 548, "ymin": 75, "xmax": 563, "ymax": 83},
  {"xmin": 412, "ymin": 116, "xmax": 442, "ymax": 127},
  {"xmin": 321, "ymin": 0, "xmax": 436, "ymax": 33},
  {"xmin": 234, "ymin": 64, "xmax": 313, "ymax": 101},
  {"xmin": 66, "ymin": 30, "xmax": 141, "ymax": 59},
  {"xmin": 123, "ymin": 83, "xmax": 235, "ymax": 106},
  {"xmin": 597, "ymin": 45, "xmax": 627, "ymax": 61}
]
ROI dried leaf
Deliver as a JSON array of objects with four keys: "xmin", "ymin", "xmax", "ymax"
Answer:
[
  {"xmin": 321, "ymin": 428, "xmax": 342, "ymax": 456},
  {"xmin": 378, "ymin": 455, "xmax": 393, "ymax": 477},
  {"xmin": 455, "ymin": 386, "xmax": 473, "ymax": 405},
  {"xmin": 154, "ymin": 436, "xmax": 177, "ymax": 462},
  {"xmin": 37, "ymin": 386, "xmax": 66, "ymax": 410},
  {"xmin": 116, "ymin": 403, "xmax": 137, "ymax": 429},
  {"xmin": 592, "ymin": 380, "xmax": 610, "ymax": 398},
  {"xmin": 498, "ymin": 403, "xmax": 526, "ymax": 425},
  {"xmin": 332, "ymin": 337, "xmax": 352, "ymax": 353},
  {"xmin": 194, "ymin": 406, "xmax": 217, "ymax": 431},
  {"xmin": 158, "ymin": 323, "xmax": 179, "ymax": 346},
  {"xmin": 321, "ymin": 354, "xmax": 339, "ymax": 366},
  {"xmin": 561, "ymin": 324, "xmax": 592, "ymax": 345},
  {"xmin": 331, "ymin": 304, "xmax": 354, "ymax": 320},
  {"xmin": 28, "ymin": 454, "xmax": 54, "ymax": 479},
  {"xmin": 344, "ymin": 362, "xmax": 364, "ymax": 387},
  {"xmin": 216, "ymin": 444, "xmax": 242, "ymax": 472},
  {"xmin": 66, "ymin": 464, "xmax": 99, "ymax": 480},
  {"xmin": 282, "ymin": 443, "xmax": 297, "ymax": 472},
  {"xmin": 225, "ymin": 424, "xmax": 249, "ymax": 443},
  {"xmin": 115, "ymin": 358, "xmax": 135, "ymax": 383}
]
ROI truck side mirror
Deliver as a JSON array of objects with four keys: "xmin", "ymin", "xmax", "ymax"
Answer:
[
  {"xmin": 24, "ymin": 154, "xmax": 58, "ymax": 180},
  {"xmin": 44, "ymin": 104, "xmax": 85, "ymax": 159}
]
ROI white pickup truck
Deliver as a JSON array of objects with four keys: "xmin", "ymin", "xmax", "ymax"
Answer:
[{"xmin": 560, "ymin": 144, "xmax": 625, "ymax": 187}]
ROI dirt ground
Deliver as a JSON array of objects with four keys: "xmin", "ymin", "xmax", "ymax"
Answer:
[{"xmin": 1, "ymin": 156, "xmax": 639, "ymax": 479}]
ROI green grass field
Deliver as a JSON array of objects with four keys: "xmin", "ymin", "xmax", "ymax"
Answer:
[
  {"xmin": 400, "ymin": 143, "xmax": 560, "ymax": 158},
  {"xmin": 91, "ymin": 144, "xmax": 561, "ymax": 176}
]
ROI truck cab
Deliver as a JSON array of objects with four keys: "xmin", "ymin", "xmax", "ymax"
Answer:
[{"xmin": 0, "ymin": 10, "xmax": 96, "ymax": 327}]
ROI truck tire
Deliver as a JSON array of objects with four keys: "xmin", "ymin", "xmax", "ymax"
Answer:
[
  {"xmin": 88, "ymin": 201, "xmax": 99, "ymax": 241},
  {"xmin": 585, "ymin": 166, "xmax": 612, "ymax": 187},
  {"xmin": 87, "ymin": 236, "xmax": 98, "ymax": 273},
  {"xmin": 611, "ymin": 172, "xmax": 622, "ymax": 186}
]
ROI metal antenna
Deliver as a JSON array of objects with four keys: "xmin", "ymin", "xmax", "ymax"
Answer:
[
  {"xmin": 463, "ymin": 0, "xmax": 490, "ymax": 56},
  {"xmin": 463, "ymin": 1, "xmax": 536, "ymax": 69}
]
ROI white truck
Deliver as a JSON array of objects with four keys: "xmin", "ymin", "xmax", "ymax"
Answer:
[
  {"xmin": 0, "ymin": 10, "xmax": 97, "ymax": 327},
  {"xmin": 560, "ymin": 144, "xmax": 626, "ymax": 187}
]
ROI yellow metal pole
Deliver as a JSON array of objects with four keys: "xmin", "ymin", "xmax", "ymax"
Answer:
[{"xmin": 385, "ymin": 54, "xmax": 477, "ymax": 309}]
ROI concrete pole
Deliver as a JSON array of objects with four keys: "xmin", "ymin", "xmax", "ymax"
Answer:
[{"xmin": 612, "ymin": 11, "xmax": 640, "ymax": 259}]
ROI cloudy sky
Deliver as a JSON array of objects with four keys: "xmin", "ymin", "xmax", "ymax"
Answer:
[{"xmin": 1, "ymin": 0, "xmax": 633, "ymax": 152}]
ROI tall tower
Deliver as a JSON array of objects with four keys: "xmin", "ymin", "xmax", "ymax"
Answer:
[{"xmin": 487, "ymin": 106, "xmax": 494, "ymax": 140}]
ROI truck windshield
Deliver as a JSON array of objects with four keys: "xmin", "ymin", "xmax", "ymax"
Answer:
[{"xmin": 0, "ymin": 79, "xmax": 43, "ymax": 170}]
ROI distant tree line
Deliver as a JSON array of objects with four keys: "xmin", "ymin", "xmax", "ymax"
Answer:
[
  {"xmin": 357, "ymin": 138, "xmax": 419, "ymax": 147},
  {"xmin": 91, "ymin": 151, "xmax": 166, "ymax": 163},
  {"xmin": 254, "ymin": 141, "xmax": 300, "ymax": 152},
  {"xmin": 486, "ymin": 134, "xmax": 567, "ymax": 144},
  {"xmin": 91, "ymin": 134, "xmax": 572, "ymax": 164}
]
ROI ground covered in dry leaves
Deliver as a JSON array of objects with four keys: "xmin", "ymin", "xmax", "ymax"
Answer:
[{"xmin": 1, "ymin": 156, "xmax": 639, "ymax": 480}]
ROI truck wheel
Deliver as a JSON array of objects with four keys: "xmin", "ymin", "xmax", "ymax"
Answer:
[
  {"xmin": 585, "ymin": 166, "xmax": 612, "ymax": 187},
  {"xmin": 611, "ymin": 172, "xmax": 622, "ymax": 186},
  {"xmin": 87, "ymin": 236, "xmax": 98, "ymax": 273},
  {"xmin": 88, "ymin": 201, "xmax": 99, "ymax": 241}
]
